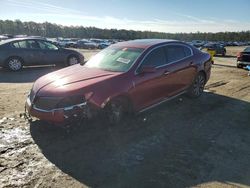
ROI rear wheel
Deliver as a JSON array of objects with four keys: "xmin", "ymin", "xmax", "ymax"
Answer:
[
  {"xmin": 6, "ymin": 57, "xmax": 23, "ymax": 71},
  {"xmin": 67, "ymin": 55, "xmax": 79, "ymax": 66},
  {"xmin": 188, "ymin": 73, "xmax": 206, "ymax": 98}
]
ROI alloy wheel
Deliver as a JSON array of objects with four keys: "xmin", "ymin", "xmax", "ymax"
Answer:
[
  {"xmin": 192, "ymin": 74, "xmax": 205, "ymax": 97},
  {"xmin": 68, "ymin": 56, "xmax": 79, "ymax": 65},
  {"xmin": 8, "ymin": 58, "xmax": 22, "ymax": 71}
]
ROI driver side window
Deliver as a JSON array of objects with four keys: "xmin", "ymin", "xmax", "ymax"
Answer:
[
  {"xmin": 139, "ymin": 47, "xmax": 166, "ymax": 71},
  {"xmin": 38, "ymin": 41, "xmax": 58, "ymax": 50}
]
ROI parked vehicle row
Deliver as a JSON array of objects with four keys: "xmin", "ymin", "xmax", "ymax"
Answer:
[
  {"xmin": 25, "ymin": 39, "xmax": 212, "ymax": 124},
  {"xmin": 0, "ymin": 38, "xmax": 84, "ymax": 71},
  {"xmin": 188, "ymin": 40, "xmax": 249, "ymax": 49},
  {"xmin": 201, "ymin": 43, "xmax": 226, "ymax": 56},
  {"xmin": 56, "ymin": 38, "xmax": 113, "ymax": 49},
  {"xmin": 0, "ymin": 35, "xmax": 114, "ymax": 49}
]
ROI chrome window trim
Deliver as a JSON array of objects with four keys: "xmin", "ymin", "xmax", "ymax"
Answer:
[{"xmin": 134, "ymin": 43, "xmax": 194, "ymax": 75}]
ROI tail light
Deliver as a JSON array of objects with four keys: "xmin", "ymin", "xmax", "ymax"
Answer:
[{"xmin": 237, "ymin": 52, "xmax": 243, "ymax": 61}]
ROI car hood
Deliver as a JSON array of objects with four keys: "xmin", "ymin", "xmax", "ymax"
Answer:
[{"xmin": 32, "ymin": 64, "xmax": 122, "ymax": 97}]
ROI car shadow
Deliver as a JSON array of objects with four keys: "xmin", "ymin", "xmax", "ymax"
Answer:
[
  {"xmin": 0, "ymin": 66, "xmax": 60, "ymax": 83},
  {"xmin": 215, "ymin": 55, "xmax": 236, "ymax": 58},
  {"xmin": 213, "ymin": 63, "xmax": 237, "ymax": 69},
  {"xmin": 30, "ymin": 92, "xmax": 250, "ymax": 187}
]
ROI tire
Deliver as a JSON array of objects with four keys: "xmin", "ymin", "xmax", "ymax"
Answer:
[
  {"xmin": 6, "ymin": 57, "xmax": 23, "ymax": 71},
  {"xmin": 188, "ymin": 73, "xmax": 206, "ymax": 98},
  {"xmin": 105, "ymin": 98, "xmax": 128, "ymax": 125},
  {"xmin": 222, "ymin": 49, "xmax": 226, "ymax": 56},
  {"xmin": 67, "ymin": 55, "xmax": 79, "ymax": 66},
  {"xmin": 236, "ymin": 63, "xmax": 242, "ymax": 68}
]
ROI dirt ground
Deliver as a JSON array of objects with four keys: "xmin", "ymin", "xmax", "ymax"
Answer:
[{"xmin": 0, "ymin": 47, "xmax": 250, "ymax": 188}]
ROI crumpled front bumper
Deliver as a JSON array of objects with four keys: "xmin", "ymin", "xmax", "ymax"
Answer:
[{"xmin": 25, "ymin": 97, "xmax": 89, "ymax": 123}]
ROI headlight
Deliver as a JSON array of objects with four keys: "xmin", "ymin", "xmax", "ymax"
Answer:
[
  {"xmin": 29, "ymin": 89, "xmax": 36, "ymax": 103},
  {"xmin": 34, "ymin": 97, "xmax": 63, "ymax": 111},
  {"xmin": 56, "ymin": 96, "xmax": 85, "ymax": 108}
]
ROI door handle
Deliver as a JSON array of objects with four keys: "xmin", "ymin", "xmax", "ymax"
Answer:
[{"xmin": 163, "ymin": 71, "xmax": 170, "ymax": 75}]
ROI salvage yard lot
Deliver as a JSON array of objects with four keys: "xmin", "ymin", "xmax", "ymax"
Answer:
[{"xmin": 0, "ymin": 47, "xmax": 250, "ymax": 187}]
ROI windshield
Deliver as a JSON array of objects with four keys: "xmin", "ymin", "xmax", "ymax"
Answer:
[{"xmin": 84, "ymin": 47, "xmax": 144, "ymax": 72}]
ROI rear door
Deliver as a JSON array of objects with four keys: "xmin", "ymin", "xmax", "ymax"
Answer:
[
  {"xmin": 163, "ymin": 44, "xmax": 196, "ymax": 96},
  {"xmin": 10, "ymin": 40, "xmax": 43, "ymax": 65},
  {"xmin": 25, "ymin": 40, "xmax": 44, "ymax": 65}
]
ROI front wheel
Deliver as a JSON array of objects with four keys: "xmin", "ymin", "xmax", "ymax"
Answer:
[
  {"xmin": 67, "ymin": 55, "xmax": 79, "ymax": 66},
  {"xmin": 188, "ymin": 73, "xmax": 206, "ymax": 98},
  {"xmin": 105, "ymin": 98, "xmax": 127, "ymax": 125}
]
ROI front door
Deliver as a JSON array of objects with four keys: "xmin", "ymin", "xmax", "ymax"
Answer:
[
  {"xmin": 37, "ymin": 40, "xmax": 64, "ymax": 65},
  {"xmin": 130, "ymin": 47, "xmax": 172, "ymax": 111}
]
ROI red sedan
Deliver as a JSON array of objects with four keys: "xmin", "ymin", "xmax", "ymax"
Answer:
[{"xmin": 25, "ymin": 39, "xmax": 212, "ymax": 123}]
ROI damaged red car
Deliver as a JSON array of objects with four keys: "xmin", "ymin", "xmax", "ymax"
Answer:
[{"xmin": 25, "ymin": 39, "xmax": 212, "ymax": 123}]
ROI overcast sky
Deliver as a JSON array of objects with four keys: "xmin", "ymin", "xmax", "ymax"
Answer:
[{"xmin": 1, "ymin": 0, "xmax": 250, "ymax": 33}]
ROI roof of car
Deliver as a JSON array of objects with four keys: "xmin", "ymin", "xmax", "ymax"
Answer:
[
  {"xmin": 0, "ymin": 37, "xmax": 46, "ymax": 45},
  {"xmin": 113, "ymin": 39, "xmax": 178, "ymax": 49}
]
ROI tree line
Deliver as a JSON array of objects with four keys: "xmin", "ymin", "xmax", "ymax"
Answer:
[{"xmin": 1, "ymin": 19, "xmax": 250, "ymax": 41}]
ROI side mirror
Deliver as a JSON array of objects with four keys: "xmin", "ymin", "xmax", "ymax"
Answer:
[{"xmin": 140, "ymin": 66, "xmax": 156, "ymax": 74}]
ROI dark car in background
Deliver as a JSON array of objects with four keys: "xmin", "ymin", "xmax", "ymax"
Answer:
[
  {"xmin": 90, "ymin": 39, "xmax": 111, "ymax": 49},
  {"xmin": 57, "ymin": 39, "xmax": 78, "ymax": 48},
  {"xmin": 0, "ymin": 38, "xmax": 84, "ymax": 71},
  {"xmin": 202, "ymin": 43, "xmax": 226, "ymax": 56},
  {"xmin": 77, "ymin": 40, "xmax": 97, "ymax": 49},
  {"xmin": 25, "ymin": 39, "xmax": 212, "ymax": 124},
  {"xmin": 237, "ymin": 46, "xmax": 250, "ymax": 68}
]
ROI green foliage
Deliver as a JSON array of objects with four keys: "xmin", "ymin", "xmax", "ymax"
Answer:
[{"xmin": 0, "ymin": 19, "xmax": 250, "ymax": 41}]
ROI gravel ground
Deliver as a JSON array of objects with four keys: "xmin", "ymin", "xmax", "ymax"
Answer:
[{"xmin": 0, "ymin": 47, "xmax": 250, "ymax": 188}]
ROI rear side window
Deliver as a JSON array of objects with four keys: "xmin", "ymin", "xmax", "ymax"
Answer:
[
  {"xmin": 142, "ymin": 47, "xmax": 166, "ymax": 67},
  {"xmin": 165, "ymin": 45, "xmax": 192, "ymax": 63},
  {"xmin": 37, "ymin": 41, "xmax": 58, "ymax": 50},
  {"xmin": 12, "ymin": 41, "xmax": 27, "ymax": 48},
  {"xmin": 183, "ymin": 46, "xmax": 192, "ymax": 56}
]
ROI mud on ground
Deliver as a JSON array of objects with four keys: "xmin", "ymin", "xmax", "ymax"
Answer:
[{"xmin": 0, "ymin": 47, "xmax": 250, "ymax": 188}]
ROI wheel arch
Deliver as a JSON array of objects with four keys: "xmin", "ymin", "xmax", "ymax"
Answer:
[
  {"xmin": 102, "ymin": 93, "xmax": 134, "ymax": 113},
  {"xmin": 66, "ymin": 54, "xmax": 80, "ymax": 66},
  {"xmin": 198, "ymin": 70, "xmax": 207, "ymax": 81},
  {"xmin": 5, "ymin": 56, "xmax": 25, "ymax": 65}
]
